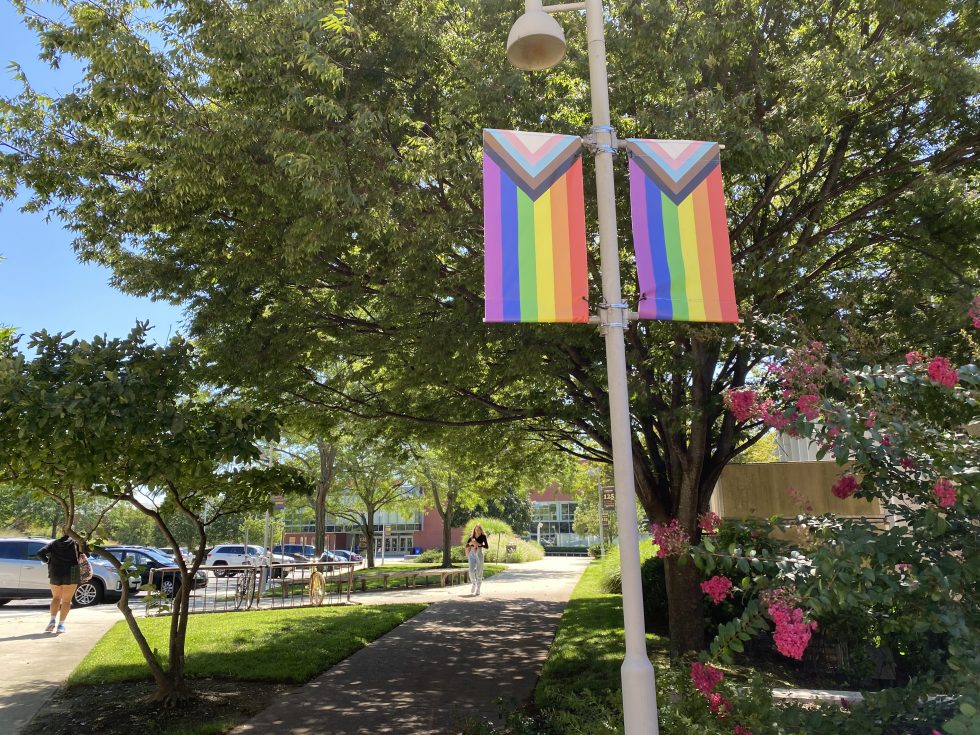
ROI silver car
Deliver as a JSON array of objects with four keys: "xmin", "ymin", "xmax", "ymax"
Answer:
[{"xmin": 0, "ymin": 537, "xmax": 137, "ymax": 607}]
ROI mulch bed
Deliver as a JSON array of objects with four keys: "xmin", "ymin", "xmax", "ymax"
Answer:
[{"xmin": 25, "ymin": 679, "xmax": 294, "ymax": 735}]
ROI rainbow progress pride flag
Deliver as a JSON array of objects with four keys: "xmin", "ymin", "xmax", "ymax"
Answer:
[
  {"xmin": 484, "ymin": 129, "xmax": 588, "ymax": 323},
  {"xmin": 626, "ymin": 139, "xmax": 739, "ymax": 323}
]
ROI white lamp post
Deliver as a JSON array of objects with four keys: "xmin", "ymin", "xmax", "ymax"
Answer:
[{"xmin": 507, "ymin": 2, "xmax": 660, "ymax": 733}]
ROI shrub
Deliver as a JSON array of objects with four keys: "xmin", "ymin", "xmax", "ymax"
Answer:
[
  {"xmin": 415, "ymin": 547, "xmax": 464, "ymax": 564},
  {"xmin": 484, "ymin": 533, "xmax": 544, "ymax": 563},
  {"xmin": 463, "ymin": 516, "xmax": 514, "ymax": 537}
]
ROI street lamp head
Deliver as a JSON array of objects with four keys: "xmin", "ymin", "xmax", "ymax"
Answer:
[{"xmin": 506, "ymin": 10, "xmax": 567, "ymax": 71}]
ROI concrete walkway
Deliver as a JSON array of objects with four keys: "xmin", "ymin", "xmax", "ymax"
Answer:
[
  {"xmin": 0, "ymin": 602, "xmax": 121, "ymax": 735},
  {"xmin": 234, "ymin": 556, "xmax": 590, "ymax": 735}
]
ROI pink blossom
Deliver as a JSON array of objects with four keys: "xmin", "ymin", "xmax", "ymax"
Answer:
[
  {"xmin": 761, "ymin": 402, "xmax": 792, "ymax": 431},
  {"xmin": 734, "ymin": 727, "xmax": 753, "ymax": 735},
  {"xmin": 701, "ymin": 576, "xmax": 734, "ymax": 604},
  {"xmin": 827, "ymin": 426, "xmax": 840, "ymax": 438},
  {"xmin": 725, "ymin": 389, "xmax": 760, "ymax": 423},
  {"xmin": 865, "ymin": 410, "xmax": 877, "ymax": 428},
  {"xmin": 927, "ymin": 356, "xmax": 958, "ymax": 387},
  {"xmin": 899, "ymin": 457, "xmax": 917, "ymax": 470},
  {"xmin": 880, "ymin": 434, "xmax": 891, "ymax": 447},
  {"xmin": 651, "ymin": 520, "xmax": 690, "ymax": 558},
  {"xmin": 969, "ymin": 295, "xmax": 980, "ymax": 329},
  {"xmin": 831, "ymin": 474, "xmax": 860, "ymax": 500},
  {"xmin": 905, "ymin": 351, "xmax": 923, "ymax": 365},
  {"xmin": 768, "ymin": 604, "xmax": 817, "ymax": 660},
  {"xmin": 708, "ymin": 691, "xmax": 733, "ymax": 717},
  {"xmin": 933, "ymin": 478, "xmax": 956, "ymax": 508},
  {"xmin": 698, "ymin": 511, "xmax": 722, "ymax": 535},
  {"xmin": 796, "ymin": 393, "xmax": 821, "ymax": 421},
  {"xmin": 690, "ymin": 662, "xmax": 724, "ymax": 695}
]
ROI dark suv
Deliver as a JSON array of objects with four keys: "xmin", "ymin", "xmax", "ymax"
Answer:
[
  {"xmin": 102, "ymin": 546, "xmax": 208, "ymax": 598},
  {"xmin": 273, "ymin": 544, "xmax": 317, "ymax": 561}
]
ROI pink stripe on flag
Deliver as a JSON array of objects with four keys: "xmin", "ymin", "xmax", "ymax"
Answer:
[
  {"xmin": 628, "ymin": 158, "xmax": 655, "ymax": 318},
  {"xmin": 484, "ymin": 155, "xmax": 503, "ymax": 321}
]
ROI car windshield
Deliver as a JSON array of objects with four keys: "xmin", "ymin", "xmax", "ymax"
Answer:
[
  {"xmin": 109, "ymin": 547, "xmax": 175, "ymax": 566},
  {"xmin": 246, "ymin": 546, "xmax": 265, "ymax": 556}
]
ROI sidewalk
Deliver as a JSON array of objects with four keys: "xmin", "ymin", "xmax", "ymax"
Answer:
[
  {"xmin": 234, "ymin": 556, "xmax": 590, "ymax": 735},
  {"xmin": 0, "ymin": 603, "xmax": 121, "ymax": 735}
]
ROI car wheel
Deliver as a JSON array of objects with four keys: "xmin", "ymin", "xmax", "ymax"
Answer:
[
  {"xmin": 161, "ymin": 578, "xmax": 179, "ymax": 598},
  {"xmin": 73, "ymin": 579, "xmax": 104, "ymax": 607},
  {"xmin": 213, "ymin": 561, "xmax": 228, "ymax": 577}
]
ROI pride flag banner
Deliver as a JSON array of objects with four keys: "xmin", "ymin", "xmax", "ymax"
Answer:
[
  {"xmin": 484, "ymin": 129, "xmax": 589, "ymax": 323},
  {"xmin": 626, "ymin": 139, "xmax": 739, "ymax": 323}
]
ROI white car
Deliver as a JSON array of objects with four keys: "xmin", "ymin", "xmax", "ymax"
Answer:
[
  {"xmin": 204, "ymin": 544, "xmax": 292, "ymax": 577},
  {"xmin": 0, "ymin": 537, "xmax": 138, "ymax": 607}
]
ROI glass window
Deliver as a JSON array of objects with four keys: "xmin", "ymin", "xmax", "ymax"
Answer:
[
  {"xmin": 26, "ymin": 541, "xmax": 46, "ymax": 558},
  {"xmin": 0, "ymin": 540, "xmax": 26, "ymax": 559}
]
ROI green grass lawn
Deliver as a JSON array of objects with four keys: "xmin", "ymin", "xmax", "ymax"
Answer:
[
  {"xmin": 352, "ymin": 562, "xmax": 505, "ymax": 591},
  {"xmin": 69, "ymin": 603, "xmax": 425, "ymax": 686}
]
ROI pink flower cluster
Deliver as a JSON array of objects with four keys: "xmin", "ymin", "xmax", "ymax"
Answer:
[
  {"xmin": 651, "ymin": 520, "xmax": 690, "ymax": 558},
  {"xmin": 796, "ymin": 393, "xmax": 821, "ymax": 421},
  {"xmin": 905, "ymin": 351, "xmax": 923, "ymax": 365},
  {"xmin": 734, "ymin": 726, "xmax": 753, "ymax": 735},
  {"xmin": 969, "ymin": 295, "xmax": 980, "ymax": 329},
  {"xmin": 831, "ymin": 473, "xmax": 860, "ymax": 500},
  {"xmin": 701, "ymin": 576, "xmax": 734, "ymax": 604},
  {"xmin": 690, "ymin": 661, "xmax": 724, "ymax": 694},
  {"xmin": 698, "ymin": 511, "xmax": 722, "ymax": 535},
  {"xmin": 933, "ymin": 478, "xmax": 956, "ymax": 508},
  {"xmin": 709, "ymin": 692, "xmax": 733, "ymax": 716},
  {"xmin": 768, "ymin": 604, "xmax": 817, "ymax": 660},
  {"xmin": 771, "ymin": 341, "xmax": 830, "ymax": 397},
  {"xmin": 725, "ymin": 388, "xmax": 760, "ymax": 423},
  {"xmin": 927, "ymin": 356, "xmax": 958, "ymax": 387},
  {"xmin": 899, "ymin": 456, "xmax": 917, "ymax": 470}
]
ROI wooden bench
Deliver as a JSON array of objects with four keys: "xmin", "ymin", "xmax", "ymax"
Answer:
[{"xmin": 367, "ymin": 568, "xmax": 470, "ymax": 590}]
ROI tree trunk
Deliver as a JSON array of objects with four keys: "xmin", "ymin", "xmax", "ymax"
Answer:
[
  {"xmin": 440, "ymin": 493, "xmax": 454, "ymax": 569},
  {"xmin": 664, "ymin": 557, "xmax": 706, "ymax": 656},
  {"xmin": 314, "ymin": 441, "xmax": 336, "ymax": 556},
  {"xmin": 364, "ymin": 509, "xmax": 376, "ymax": 568}
]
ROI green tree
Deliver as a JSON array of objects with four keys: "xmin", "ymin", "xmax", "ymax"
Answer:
[
  {"xmin": 2, "ymin": 0, "xmax": 977, "ymax": 654},
  {"xmin": 328, "ymin": 437, "xmax": 414, "ymax": 568},
  {"xmin": 0, "ymin": 326, "xmax": 304, "ymax": 704}
]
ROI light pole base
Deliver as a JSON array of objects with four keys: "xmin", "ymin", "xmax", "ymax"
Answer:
[{"xmin": 622, "ymin": 654, "xmax": 659, "ymax": 734}]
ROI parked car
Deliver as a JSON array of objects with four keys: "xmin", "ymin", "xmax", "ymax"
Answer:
[
  {"xmin": 102, "ymin": 546, "xmax": 208, "ymax": 598},
  {"xmin": 0, "ymin": 537, "xmax": 136, "ymax": 607},
  {"xmin": 318, "ymin": 550, "xmax": 342, "ymax": 562},
  {"xmin": 153, "ymin": 546, "xmax": 193, "ymax": 563},
  {"xmin": 331, "ymin": 549, "xmax": 363, "ymax": 563},
  {"xmin": 272, "ymin": 544, "xmax": 317, "ymax": 561},
  {"xmin": 205, "ymin": 544, "xmax": 292, "ymax": 577}
]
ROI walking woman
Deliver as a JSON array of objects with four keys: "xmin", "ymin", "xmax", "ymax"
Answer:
[
  {"xmin": 36, "ymin": 533, "xmax": 83, "ymax": 634},
  {"xmin": 464, "ymin": 524, "xmax": 489, "ymax": 596}
]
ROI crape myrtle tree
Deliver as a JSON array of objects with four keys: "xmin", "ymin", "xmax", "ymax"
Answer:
[
  {"xmin": 0, "ymin": 327, "xmax": 304, "ymax": 704},
  {"xmin": 2, "ymin": 0, "xmax": 978, "ymax": 653}
]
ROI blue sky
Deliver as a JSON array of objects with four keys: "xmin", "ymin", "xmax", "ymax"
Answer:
[{"xmin": 0, "ymin": 3, "xmax": 185, "ymax": 344}]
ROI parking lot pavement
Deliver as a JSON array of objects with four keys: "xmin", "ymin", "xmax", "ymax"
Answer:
[{"xmin": 0, "ymin": 601, "xmax": 123, "ymax": 735}]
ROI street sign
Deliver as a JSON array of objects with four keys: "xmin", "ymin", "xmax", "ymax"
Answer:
[
  {"xmin": 272, "ymin": 495, "xmax": 285, "ymax": 511},
  {"xmin": 601, "ymin": 486, "xmax": 616, "ymax": 511}
]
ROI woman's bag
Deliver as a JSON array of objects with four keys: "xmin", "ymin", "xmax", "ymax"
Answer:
[{"xmin": 75, "ymin": 544, "xmax": 94, "ymax": 583}]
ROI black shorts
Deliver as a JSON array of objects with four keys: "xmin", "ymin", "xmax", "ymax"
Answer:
[{"xmin": 49, "ymin": 567, "xmax": 81, "ymax": 586}]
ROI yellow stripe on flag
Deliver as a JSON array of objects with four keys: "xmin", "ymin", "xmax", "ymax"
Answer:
[
  {"xmin": 677, "ymin": 195, "xmax": 706, "ymax": 322},
  {"xmin": 534, "ymin": 190, "xmax": 556, "ymax": 321}
]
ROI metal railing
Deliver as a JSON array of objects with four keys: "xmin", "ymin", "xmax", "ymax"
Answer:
[{"xmin": 144, "ymin": 561, "xmax": 357, "ymax": 617}]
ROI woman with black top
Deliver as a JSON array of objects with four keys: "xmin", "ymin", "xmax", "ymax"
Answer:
[
  {"xmin": 36, "ymin": 533, "xmax": 84, "ymax": 634},
  {"xmin": 464, "ymin": 524, "xmax": 489, "ymax": 596}
]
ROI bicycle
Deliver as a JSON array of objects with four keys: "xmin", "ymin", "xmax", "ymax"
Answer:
[
  {"xmin": 234, "ymin": 561, "xmax": 258, "ymax": 610},
  {"xmin": 308, "ymin": 564, "xmax": 326, "ymax": 606}
]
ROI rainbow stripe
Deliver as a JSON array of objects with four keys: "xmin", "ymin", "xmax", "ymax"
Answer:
[
  {"xmin": 484, "ymin": 129, "xmax": 588, "ymax": 323},
  {"xmin": 627, "ymin": 139, "xmax": 739, "ymax": 323}
]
